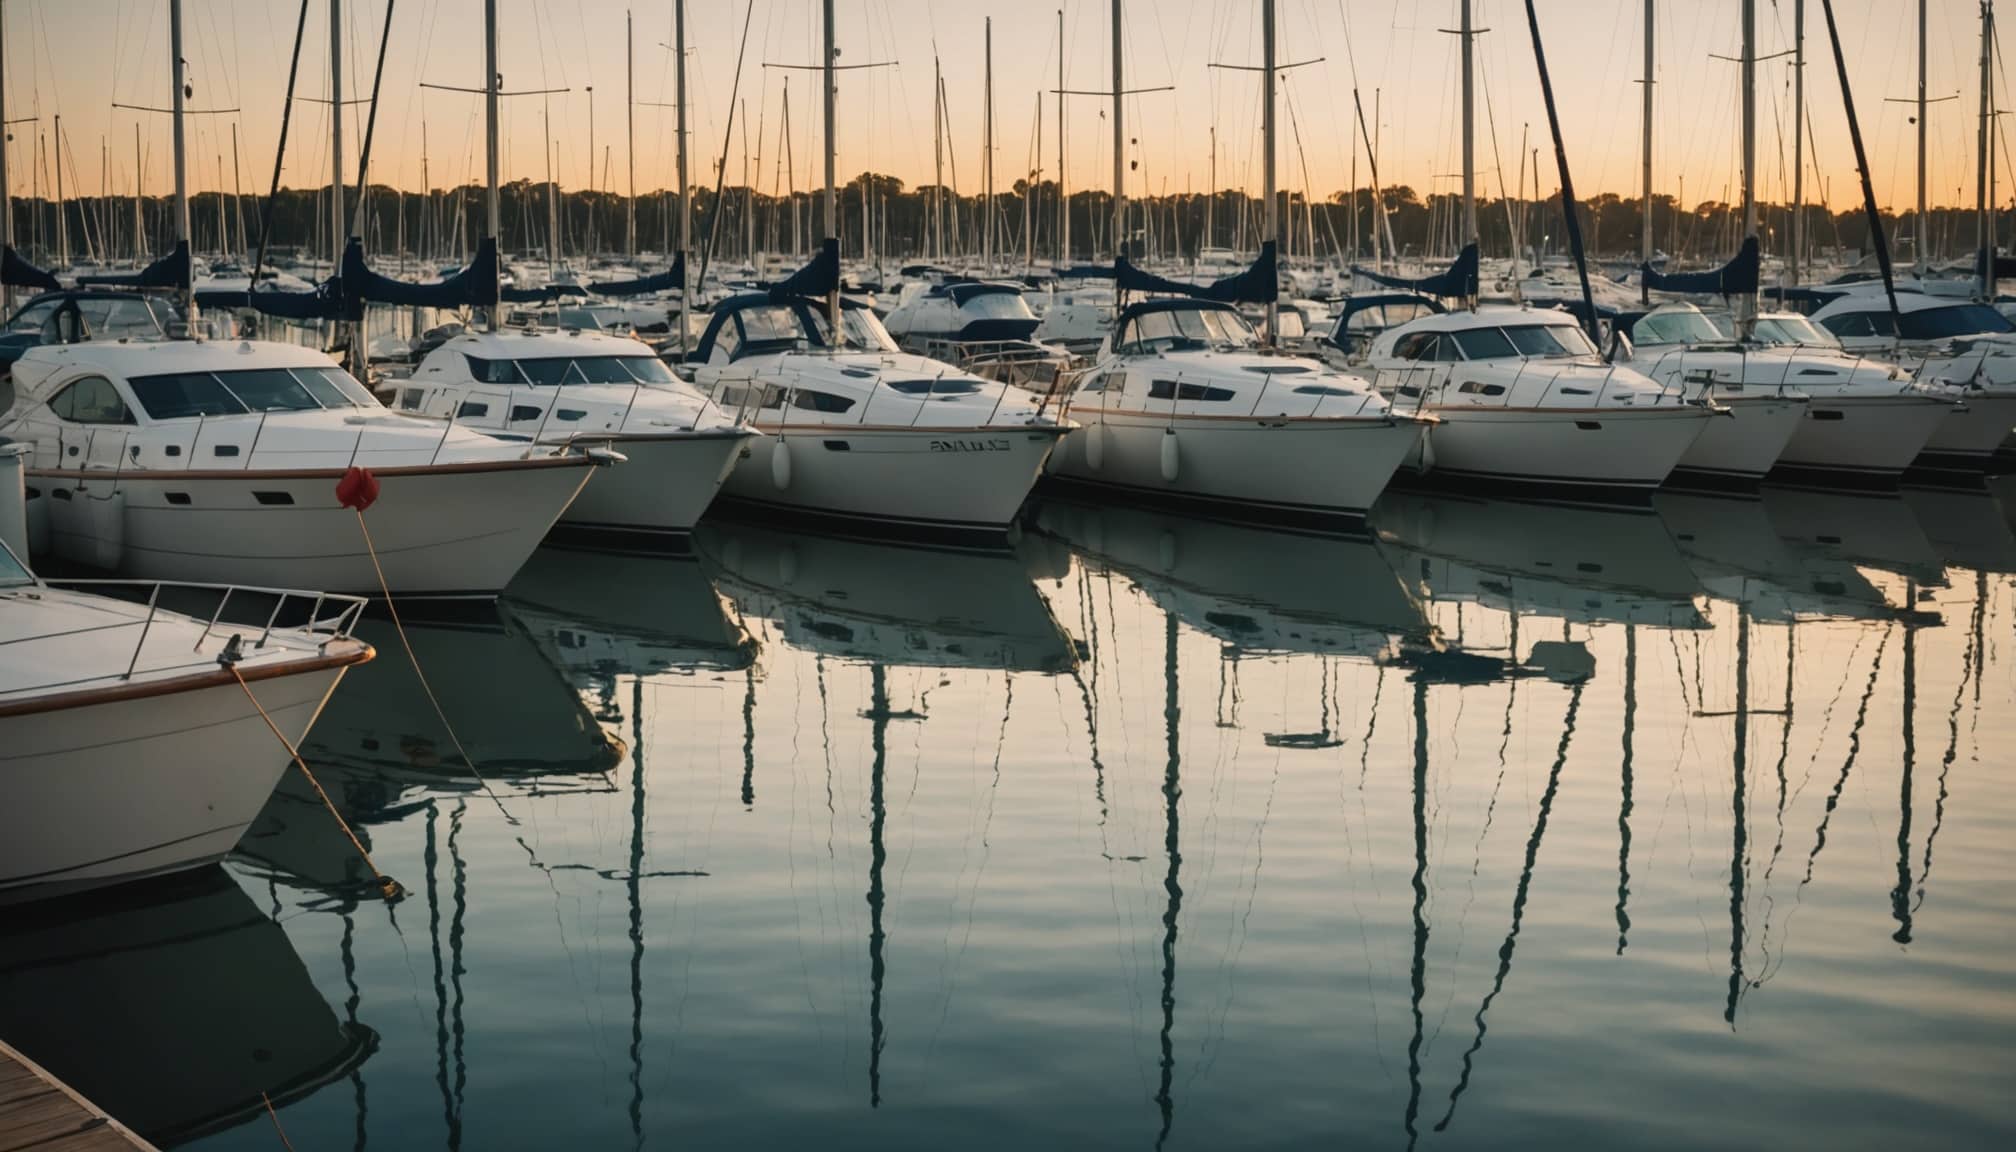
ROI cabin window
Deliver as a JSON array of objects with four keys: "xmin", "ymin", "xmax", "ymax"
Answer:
[
  {"xmin": 1820, "ymin": 312, "xmax": 1893, "ymax": 339},
  {"xmin": 1456, "ymin": 380, "xmax": 1508, "ymax": 396},
  {"xmin": 788, "ymin": 389, "xmax": 857, "ymax": 414},
  {"xmin": 556, "ymin": 408, "xmax": 587, "ymax": 421},
  {"xmin": 885, "ymin": 378, "xmax": 982, "ymax": 395},
  {"xmin": 1148, "ymin": 380, "xmax": 1236, "ymax": 402},
  {"xmin": 1502, "ymin": 325, "xmax": 1597, "ymax": 357},
  {"xmin": 209, "ymin": 368, "xmax": 321, "ymax": 412},
  {"xmin": 1293, "ymin": 384, "xmax": 1356, "ymax": 397},
  {"xmin": 457, "ymin": 401, "xmax": 490, "ymax": 419},
  {"xmin": 1451, "ymin": 328, "xmax": 1519, "ymax": 361},
  {"xmin": 510, "ymin": 404, "xmax": 545, "ymax": 422},
  {"xmin": 1392, "ymin": 332, "xmax": 1438, "ymax": 361},
  {"xmin": 46, "ymin": 376, "xmax": 135, "ymax": 425}
]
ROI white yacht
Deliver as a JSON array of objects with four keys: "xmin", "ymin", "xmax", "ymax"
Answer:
[
  {"xmin": 0, "ymin": 526, "xmax": 373, "ymax": 901},
  {"xmin": 1047, "ymin": 298, "xmax": 1426, "ymax": 524},
  {"xmin": 1360, "ymin": 305, "xmax": 1713, "ymax": 498},
  {"xmin": 1723, "ymin": 307, "xmax": 1959, "ymax": 482},
  {"xmin": 1625, "ymin": 302, "xmax": 1809, "ymax": 485},
  {"xmin": 880, "ymin": 280, "xmax": 1070, "ymax": 389},
  {"xmin": 387, "ymin": 326, "xmax": 752, "ymax": 536},
  {"xmin": 1, "ymin": 337, "xmax": 604, "ymax": 596},
  {"xmin": 1809, "ymin": 291, "xmax": 2016, "ymax": 471},
  {"xmin": 684, "ymin": 292, "xmax": 1070, "ymax": 536}
]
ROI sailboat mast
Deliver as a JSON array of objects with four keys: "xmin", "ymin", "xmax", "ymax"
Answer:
[
  {"xmin": 984, "ymin": 17, "xmax": 994, "ymax": 273},
  {"xmin": 1057, "ymin": 8, "xmax": 1067, "ymax": 263},
  {"xmin": 329, "ymin": 0, "xmax": 345, "ymax": 264},
  {"xmin": 1460, "ymin": 0, "xmax": 1475, "ymax": 244},
  {"xmin": 932, "ymin": 56, "xmax": 942, "ymax": 260},
  {"xmin": 1980, "ymin": 1, "xmax": 1999, "ymax": 299},
  {"xmin": 1741, "ymin": 0, "xmax": 1756, "ymax": 240},
  {"xmin": 823, "ymin": 0, "xmax": 838, "ymax": 335},
  {"xmin": 1111, "ymin": 0, "xmax": 1123, "ymax": 260},
  {"xmin": 1641, "ymin": 0, "xmax": 1653, "ymax": 305},
  {"xmin": 169, "ymin": 0, "xmax": 192, "ymax": 318},
  {"xmin": 626, "ymin": 9, "xmax": 636, "ymax": 261},
  {"xmin": 1262, "ymin": 0, "xmax": 1277, "ymax": 343},
  {"xmin": 1919, "ymin": 0, "xmax": 1929, "ymax": 272},
  {"xmin": 484, "ymin": 0, "xmax": 501, "ymax": 328},
  {"xmin": 1792, "ymin": 0, "xmax": 1805, "ymax": 284},
  {"xmin": 0, "ymin": 0, "xmax": 10, "ymax": 315},
  {"xmin": 677, "ymin": 0, "xmax": 691, "ymax": 349},
  {"xmin": 54, "ymin": 115, "xmax": 66, "ymax": 267}
]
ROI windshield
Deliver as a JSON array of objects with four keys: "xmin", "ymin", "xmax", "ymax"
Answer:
[
  {"xmin": 1633, "ymin": 309, "xmax": 1723, "ymax": 346},
  {"xmin": 1118, "ymin": 306, "xmax": 1257, "ymax": 353},
  {"xmin": 1752, "ymin": 315, "xmax": 1838, "ymax": 346},
  {"xmin": 1503, "ymin": 324, "xmax": 1598, "ymax": 358},
  {"xmin": 810, "ymin": 307, "xmax": 902, "ymax": 352},
  {"xmin": 738, "ymin": 304, "xmax": 813, "ymax": 345},
  {"xmin": 5, "ymin": 295, "xmax": 172, "ymax": 339},
  {"xmin": 463, "ymin": 353, "xmax": 679, "ymax": 386},
  {"xmin": 957, "ymin": 292, "xmax": 1036, "ymax": 321},
  {"xmin": 127, "ymin": 365, "xmax": 378, "ymax": 419},
  {"xmin": 1899, "ymin": 303, "xmax": 2016, "ymax": 340}
]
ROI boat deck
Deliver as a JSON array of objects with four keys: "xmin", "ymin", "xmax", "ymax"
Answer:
[{"xmin": 0, "ymin": 1040, "xmax": 156, "ymax": 1152}]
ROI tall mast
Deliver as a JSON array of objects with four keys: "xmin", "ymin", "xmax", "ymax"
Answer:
[
  {"xmin": 626, "ymin": 9, "xmax": 636, "ymax": 260},
  {"xmin": 483, "ymin": 0, "xmax": 501, "ymax": 329},
  {"xmin": 1980, "ymin": 1, "xmax": 1996, "ymax": 299},
  {"xmin": 54, "ymin": 114, "xmax": 65, "ymax": 266},
  {"xmin": 984, "ymin": 17, "xmax": 994, "ymax": 273},
  {"xmin": 1741, "ymin": 0, "xmax": 1755, "ymax": 241},
  {"xmin": 329, "ymin": 0, "xmax": 344, "ymax": 263},
  {"xmin": 677, "ymin": 0, "xmax": 691, "ymax": 349},
  {"xmin": 1640, "ymin": 0, "xmax": 1653, "ymax": 305},
  {"xmin": 1206, "ymin": 125, "xmax": 1215, "ymax": 252},
  {"xmin": 170, "ymin": 0, "xmax": 192, "ymax": 318},
  {"xmin": 822, "ymin": 0, "xmax": 838, "ymax": 336},
  {"xmin": 932, "ymin": 56, "xmax": 942, "ymax": 260},
  {"xmin": 1111, "ymin": 0, "xmax": 1123, "ymax": 261},
  {"xmin": 1057, "ymin": 8, "xmax": 1067, "ymax": 262},
  {"xmin": 1261, "ymin": 0, "xmax": 1277, "ymax": 343},
  {"xmin": 1460, "ymin": 0, "xmax": 1476, "ymax": 245},
  {"xmin": 1918, "ymin": 0, "xmax": 1928, "ymax": 272},
  {"xmin": 1791, "ymin": 0, "xmax": 1805, "ymax": 284},
  {"xmin": 231, "ymin": 121, "xmax": 246, "ymax": 257},
  {"xmin": 1, "ymin": 0, "xmax": 11, "ymax": 315}
]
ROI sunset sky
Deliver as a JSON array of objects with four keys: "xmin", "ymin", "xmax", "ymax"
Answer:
[{"xmin": 0, "ymin": 1, "xmax": 2004, "ymax": 216}]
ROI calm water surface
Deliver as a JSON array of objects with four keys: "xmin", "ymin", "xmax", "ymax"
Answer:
[{"xmin": 4, "ymin": 483, "xmax": 2014, "ymax": 1150}]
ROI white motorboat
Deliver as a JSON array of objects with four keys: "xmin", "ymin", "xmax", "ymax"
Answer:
[
  {"xmin": 1360, "ymin": 304, "xmax": 1713, "ymax": 499},
  {"xmin": 1625, "ymin": 303, "xmax": 1810, "ymax": 486},
  {"xmin": 1, "ymin": 335, "xmax": 605, "ymax": 596},
  {"xmin": 686, "ymin": 292, "xmax": 1069, "ymax": 536},
  {"xmin": 388, "ymin": 326, "xmax": 753, "ymax": 536},
  {"xmin": 0, "ymin": 528, "xmax": 373, "ymax": 901},
  {"xmin": 1808, "ymin": 292, "xmax": 2016, "ymax": 471},
  {"xmin": 1047, "ymin": 298, "xmax": 1425, "ymax": 524},
  {"xmin": 1731, "ymin": 308, "xmax": 1959, "ymax": 482}
]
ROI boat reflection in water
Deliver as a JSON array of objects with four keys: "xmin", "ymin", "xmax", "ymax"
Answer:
[
  {"xmin": 1373, "ymin": 490, "xmax": 1710, "ymax": 631},
  {"xmin": 1030, "ymin": 497, "xmax": 1431, "ymax": 662},
  {"xmin": 1657, "ymin": 492, "xmax": 1901, "ymax": 621},
  {"xmin": 0, "ymin": 868, "xmax": 371, "ymax": 1148},
  {"xmin": 699, "ymin": 521, "xmax": 1076, "ymax": 673},
  {"xmin": 506, "ymin": 543, "xmax": 758, "ymax": 723}
]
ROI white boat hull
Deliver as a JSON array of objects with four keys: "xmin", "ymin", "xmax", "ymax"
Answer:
[
  {"xmin": 1412, "ymin": 405, "xmax": 1710, "ymax": 494},
  {"xmin": 719, "ymin": 424, "xmax": 1062, "ymax": 532},
  {"xmin": 0, "ymin": 664, "xmax": 347, "ymax": 902},
  {"xmin": 1915, "ymin": 392, "xmax": 2016, "ymax": 469},
  {"xmin": 1048, "ymin": 410, "xmax": 1420, "ymax": 519},
  {"xmin": 1671, "ymin": 395, "xmax": 1808, "ymax": 484},
  {"xmin": 1773, "ymin": 394, "xmax": 1953, "ymax": 479},
  {"xmin": 31, "ymin": 458, "xmax": 598, "ymax": 596},
  {"xmin": 558, "ymin": 431, "xmax": 749, "ymax": 534}
]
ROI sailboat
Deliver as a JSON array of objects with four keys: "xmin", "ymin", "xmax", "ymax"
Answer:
[
  {"xmin": 682, "ymin": 1, "xmax": 1069, "ymax": 538},
  {"xmin": 1042, "ymin": 0, "xmax": 1424, "ymax": 525}
]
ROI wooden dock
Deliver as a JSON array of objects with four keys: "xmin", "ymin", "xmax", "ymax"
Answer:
[{"xmin": 0, "ymin": 1041, "xmax": 156, "ymax": 1152}]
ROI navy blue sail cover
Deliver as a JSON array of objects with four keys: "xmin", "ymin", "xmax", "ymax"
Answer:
[
  {"xmin": 78, "ymin": 241, "xmax": 192, "ymax": 291},
  {"xmin": 589, "ymin": 251, "xmax": 685, "ymax": 297},
  {"xmin": 1, "ymin": 246, "xmax": 61, "ymax": 291},
  {"xmin": 194, "ymin": 280, "xmax": 344, "ymax": 320},
  {"xmin": 1115, "ymin": 241, "xmax": 1277, "ymax": 304},
  {"xmin": 768, "ymin": 239, "xmax": 840, "ymax": 301},
  {"xmin": 343, "ymin": 236, "xmax": 500, "ymax": 318},
  {"xmin": 1352, "ymin": 243, "xmax": 1479, "ymax": 299},
  {"xmin": 1641, "ymin": 235, "xmax": 1760, "ymax": 296}
]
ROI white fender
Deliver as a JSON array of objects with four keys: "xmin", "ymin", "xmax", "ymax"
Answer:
[
  {"xmin": 1084, "ymin": 421, "xmax": 1105, "ymax": 471},
  {"xmin": 51, "ymin": 486, "xmax": 124, "ymax": 570},
  {"xmin": 770, "ymin": 437, "xmax": 792, "ymax": 490},
  {"xmin": 1159, "ymin": 428, "xmax": 1180, "ymax": 482}
]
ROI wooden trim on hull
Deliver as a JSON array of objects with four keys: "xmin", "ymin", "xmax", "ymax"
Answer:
[
  {"xmin": 26, "ymin": 454, "xmax": 602, "ymax": 484},
  {"xmin": 0, "ymin": 640, "xmax": 373, "ymax": 719}
]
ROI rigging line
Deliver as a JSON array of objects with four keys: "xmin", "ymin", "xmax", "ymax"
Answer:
[
  {"xmin": 1434, "ymin": 677, "xmax": 1587, "ymax": 1134},
  {"xmin": 696, "ymin": 0, "xmax": 755, "ymax": 297},
  {"xmin": 1798, "ymin": 625, "xmax": 1892, "ymax": 889},
  {"xmin": 1401, "ymin": 675, "xmax": 1429, "ymax": 1152},
  {"xmin": 1915, "ymin": 575, "xmax": 1984, "ymax": 908}
]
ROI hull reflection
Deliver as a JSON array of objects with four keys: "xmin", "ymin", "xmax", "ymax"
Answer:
[
  {"xmin": 700, "ymin": 522, "xmax": 1076, "ymax": 673},
  {"xmin": 0, "ymin": 868, "xmax": 371, "ymax": 1147}
]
